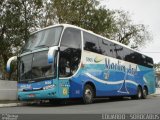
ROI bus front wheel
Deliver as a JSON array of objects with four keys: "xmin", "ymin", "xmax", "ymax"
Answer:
[{"xmin": 83, "ymin": 84, "xmax": 94, "ymax": 104}]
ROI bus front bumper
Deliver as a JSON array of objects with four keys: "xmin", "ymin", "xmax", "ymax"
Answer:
[{"xmin": 18, "ymin": 88, "xmax": 58, "ymax": 101}]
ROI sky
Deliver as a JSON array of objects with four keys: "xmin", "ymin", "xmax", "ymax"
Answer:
[{"xmin": 101, "ymin": 0, "xmax": 160, "ymax": 63}]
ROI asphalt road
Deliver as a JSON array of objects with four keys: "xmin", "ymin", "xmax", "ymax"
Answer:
[{"xmin": 0, "ymin": 95, "xmax": 160, "ymax": 114}]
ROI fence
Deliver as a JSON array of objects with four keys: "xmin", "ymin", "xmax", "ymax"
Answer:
[{"xmin": 0, "ymin": 80, "xmax": 17, "ymax": 100}]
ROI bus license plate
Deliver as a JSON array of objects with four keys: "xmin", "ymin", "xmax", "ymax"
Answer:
[{"xmin": 28, "ymin": 94, "xmax": 35, "ymax": 98}]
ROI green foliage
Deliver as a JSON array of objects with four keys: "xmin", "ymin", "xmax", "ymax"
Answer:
[
  {"xmin": 111, "ymin": 10, "xmax": 152, "ymax": 49},
  {"xmin": 50, "ymin": 0, "xmax": 152, "ymax": 49},
  {"xmin": 154, "ymin": 63, "xmax": 160, "ymax": 72},
  {"xmin": 0, "ymin": 0, "xmax": 153, "ymax": 79},
  {"xmin": 0, "ymin": 0, "xmax": 43, "ymax": 79},
  {"xmin": 52, "ymin": 0, "xmax": 117, "ymax": 38}
]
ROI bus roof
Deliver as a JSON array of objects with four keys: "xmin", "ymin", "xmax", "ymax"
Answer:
[{"xmin": 31, "ymin": 24, "xmax": 153, "ymax": 60}]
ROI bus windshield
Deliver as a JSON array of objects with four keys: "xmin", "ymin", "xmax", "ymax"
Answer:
[
  {"xmin": 22, "ymin": 26, "xmax": 63, "ymax": 53},
  {"xmin": 19, "ymin": 50, "xmax": 57, "ymax": 83}
]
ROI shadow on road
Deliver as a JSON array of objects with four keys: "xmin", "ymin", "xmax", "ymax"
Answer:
[{"xmin": 24, "ymin": 97, "xmax": 138, "ymax": 107}]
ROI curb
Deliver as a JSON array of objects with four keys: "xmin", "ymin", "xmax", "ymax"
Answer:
[
  {"xmin": 153, "ymin": 94, "xmax": 160, "ymax": 96},
  {"xmin": 0, "ymin": 103, "xmax": 24, "ymax": 108}
]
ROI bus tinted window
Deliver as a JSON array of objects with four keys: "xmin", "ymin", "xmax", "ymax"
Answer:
[
  {"xmin": 20, "ymin": 54, "xmax": 33, "ymax": 80},
  {"xmin": 61, "ymin": 28, "xmax": 81, "ymax": 48},
  {"xmin": 145, "ymin": 56, "xmax": 153, "ymax": 67},
  {"xmin": 32, "ymin": 50, "xmax": 56, "ymax": 80},
  {"xmin": 112, "ymin": 44, "xmax": 124, "ymax": 60},
  {"xmin": 82, "ymin": 31, "xmax": 153, "ymax": 68},
  {"xmin": 83, "ymin": 32, "xmax": 100, "ymax": 53},
  {"xmin": 23, "ymin": 27, "xmax": 63, "ymax": 52},
  {"xmin": 59, "ymin": 28, "xmax": 82, "ymax": 77},
  {"xmin": 100, "ymin": 39, "xmax": 114, "ymax": 58}
]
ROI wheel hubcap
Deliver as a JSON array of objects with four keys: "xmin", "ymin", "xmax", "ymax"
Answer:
[
  {"xmin": 85, "ymin": 89, "xmax": 92, "ymax": 102},
  {"xmin": 143, "ymin": 89, "xmax": 147, "ymax": 96},
  {"xmin": 138, "ymin": 89, "xmax": 142, "ymax": 98}
]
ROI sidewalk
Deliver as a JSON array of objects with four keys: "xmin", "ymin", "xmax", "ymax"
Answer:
[
  {"xmin": 0, "ymin": 100, "xmax": 24, "ymax": 108},
  {"xmin": 155, "ymin": 88, "xmax": 160, "ymax": 96}
]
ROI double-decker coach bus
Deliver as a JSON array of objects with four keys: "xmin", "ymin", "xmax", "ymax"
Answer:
[{"xmin": 7, "ymin": 24, "xmax": 156, "ymax": 104}]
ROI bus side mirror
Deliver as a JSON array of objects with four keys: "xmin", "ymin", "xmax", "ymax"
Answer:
[
  {"xmin": 48, "ymin": 46, "xmax": 59, "ymax": 63},
  {"xmin": 6, "ymin": 56, "xmax": 17, "ymax": 72}
]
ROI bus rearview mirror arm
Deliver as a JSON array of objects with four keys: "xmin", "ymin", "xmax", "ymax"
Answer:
[
  {"xmin": 48, "ymin": 46, "xmax": 59, "ymax": 63},
  {"xmin": 6, "ymin": 56, "xmax": 17, "ymax": 72}
]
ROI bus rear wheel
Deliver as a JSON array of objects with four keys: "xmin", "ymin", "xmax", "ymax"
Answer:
[
  {"xmin": 83, "ymin": 84, "xmax": 94, "ymax": 104},
  {"xmin": 131, "ymin": 86, "xmax": 142, "ymax": 99},
  {"xmin": 142, "ymin": 87, "xmax": 148, "ymax": 99}
]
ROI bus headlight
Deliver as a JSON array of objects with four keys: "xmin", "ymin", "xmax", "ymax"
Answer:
[
  {"xmin": 43, "ymin": 84, "xmax": 55, "ymax": 90},
  {"xmin": 18, "ymin": 88, "xmax": 23, "ymax": 92}
]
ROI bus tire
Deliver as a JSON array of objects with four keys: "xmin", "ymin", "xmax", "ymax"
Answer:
[
  {"xmin": 132, "ymin": 86, "xmax": 142, "ymax": 99},
  {"xmin": 49, "ymin": 99, "xmax": 63, "ymax": 105},
  {"xmin": 83, "ymin": 84, "xmax": 94, "ymax": 104},
  {"xmin": 142, "ymin": 87, "xmax": 148, "ymax": 99}
]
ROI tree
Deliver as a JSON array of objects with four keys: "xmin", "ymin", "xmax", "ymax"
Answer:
[
  {"xmin": 51, "ymin": 0, "xmax": 117, "ymax": 37},
  {"xmin": 50, "ymin": 0, "xmax": 152, "ymax": 49},
  {"xmin": 0, "ymin": 0, "xmax": 152, "ymax": 79},
  {"xmin": 1, "ymin": 0, "xmax": 23, "ymax": 79},
  {"xmin": 36, "ymin": 0, "xmax": 57, "ymax": 28},
  {"xmin": 154, "ymin": 63, "xmax": 160, "ymax": 72},
  {"xmin": 110, "ymin": 10, "xmax": 152, "ymax": 49},
  {"xmin": 0, "ymin": 0, "xmax": 43, "ymax": 79}
]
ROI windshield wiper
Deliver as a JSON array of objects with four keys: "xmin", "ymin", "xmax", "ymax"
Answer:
[
  {"xmin": 35, "ymin": 45, "xmax": 49, "ymax": 49},
  {"xmin": 22, "ymin": 48, "xmax": 32, "ymax": 53}
]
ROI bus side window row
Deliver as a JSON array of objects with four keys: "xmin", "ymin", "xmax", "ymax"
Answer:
[{"xmin": 83, "ymin": 31, "xmax": 153, "ymax": 68}]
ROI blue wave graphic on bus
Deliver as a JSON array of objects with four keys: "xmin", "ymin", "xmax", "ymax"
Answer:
[{"xmin": 85, "ymin": 72, "xmax": 138, "ymax": 94}]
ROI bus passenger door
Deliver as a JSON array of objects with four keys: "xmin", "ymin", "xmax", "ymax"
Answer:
[{"xmin": 58, "ymin": 27, "xmax": 82, "ymax": 98}]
